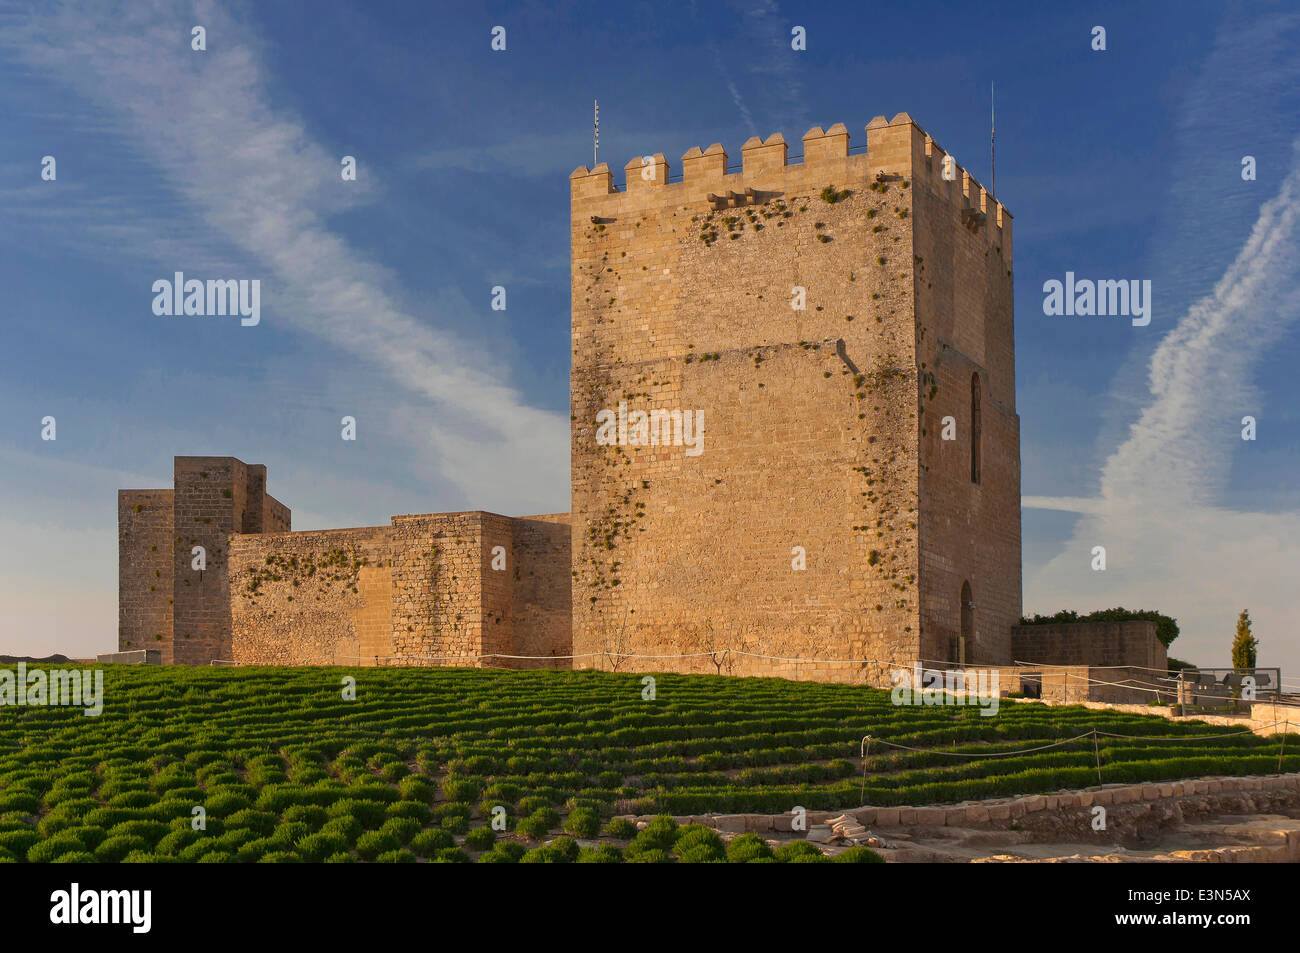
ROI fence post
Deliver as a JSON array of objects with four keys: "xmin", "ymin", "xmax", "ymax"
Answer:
[
  {"xmin": 860, "ymin": 735, "xmax": 872, "ymax": 804},
  {"xmin": 1092, "ymin": 728, "xmax": 1103, "ymax": 789}
]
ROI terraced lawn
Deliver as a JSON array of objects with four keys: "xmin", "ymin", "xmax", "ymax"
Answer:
[{"xmin": 0, "ymin": 665, "xmax": 1294, "ymax": 863}]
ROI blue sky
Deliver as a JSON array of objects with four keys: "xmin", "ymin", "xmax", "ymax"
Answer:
[{"xmin": 1, "ymin": 0, "xmax": 1297, "ymax": 676}]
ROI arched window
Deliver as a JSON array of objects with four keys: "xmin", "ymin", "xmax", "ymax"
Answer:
[{"xmin": 970, "ymin": 373, "xmax": 982, "ymax": 485}]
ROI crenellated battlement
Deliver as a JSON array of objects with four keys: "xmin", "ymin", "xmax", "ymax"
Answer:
[{"xmin": 570, "ymin": 112, "xmax": 1011, "ymax": 258}]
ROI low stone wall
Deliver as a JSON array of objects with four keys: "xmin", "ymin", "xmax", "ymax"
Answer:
[
  {"xmin": 1011, "ymin": 620, "xmax": 1166, "ymax": 670},
  {"xmin": 648, "ymin": 772, "xmax": 1300, "ymax": 839},
  {"xmin": 95, "ymin": 649, "xmax": 162, "ymax": 665},
  {"xmin": 989, "ymin": 663, "xmax": 1174, "ymax": 705}
]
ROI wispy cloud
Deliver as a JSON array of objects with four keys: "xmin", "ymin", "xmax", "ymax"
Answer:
[
  {"xmin": 1, "ymin": 0, "xmax": 568, "ymax": 515},
  {"xmin": 1025, "ymin": 149, "xmax": 1300, "ymax": 667}
]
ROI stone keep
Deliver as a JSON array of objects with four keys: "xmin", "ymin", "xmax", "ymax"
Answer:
[
  {"xmin": 118, "ymin": 112, "xmax": 1022, "ymax": 681},
  {"xmin": 568, "ymin": 113, "xmax": 1021, "ymax": 683}
]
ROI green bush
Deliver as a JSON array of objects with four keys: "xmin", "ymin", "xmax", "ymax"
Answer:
[
  {"xmin": 441, "ymin": 778, "xmax": 481, "ymax": 802},
  {"xmin": 624, "ymin": 814, "xmax": 678, "ymax": 860},
  {"xmin": 375, "ymin": 848, "xmax": 416, "ymax": 862},
  {"xmin": 397, "ymin": 775, "xmax": 435, "ymax": 803},
  {"xmin": 432, "ymin": 847, "xmax": 471, "ymax": 863},
  {"xmin": 327, "ymin": 799, "xmax": 387, "ymax": 829},
  {"xmin": 564, "ymin": 807, "xmax": 601, "ymax": 838},
  {"xmin": 516, "ymin": 808, "xmax": 558, "ymax": 840},
  {"xmin": 625, "ymin": 847, "xmax": 672, "ymax": 863},
  {"xmin": 409, "ymin": 829, "xmax": 455, "ymax": 857},
  {"xmin": 517, "ymin": 795, "xmax": 558, "ymax": 816},
  {"xmin": 63, "ymin": 825, "xmax": 107, "ymax": 851},
  {"xmin": 774, "ymin": 841, "xmax": 826, "ymax": 863},
  {"xmin": 725, "ymin": 833, "xmax": 773, "ymax": 863},
  {"xmin": 296, "ymin": 832, "xmax": 349, "ymax": 862},
  {"xmin": 432, "ymin": 802, "xmax": 471, "ymax": 820},
  {"xmin": 548, "ymin": 836, "xmax": 581, "ymax": 862},
  {"xmin": 225, "ymin": 809, "xmax": 277, "ymax": 837},
  {"xmin": 833, "ymin": 846, "xmax": 884, "ymax": 863},
  {"xmin": 282, "ymin": 805, "xmax": 328, "ymax": 829},
  {"xmin": 464, "ymin": 826, "xmax": 496, "ymax": 851},
  {"xmin": 673, "ymin": 825, "xmax": 725, "ymax": 862},
  {"xmin": 27, "ymin": 831, "xmax": 87, "ymax": 863},
  {"xmin": 379, "ymin": 817, "xmax": 421, "ymax": 845},
  {"xmin": 270, "ymin": 822, "xmax": 311, "ymax": 848},
  {"xmin": 235, "ymin": 837, "xmax": 274, "ymax": 863},
  {"xmin": 354, "ymin": 830, "xmax": 399, "ymax": 861},
  {"xmin": 320, "ymin": 815, "xmax": 362, "ymax": 844},
  {"xmin": 488, "ymin": 840, "xmax": 527, "ymax": 862},
  {"xmin": 258, "ymin": 851, "xmax": 301, "ymax": 863},
  {"xmin": 154, "ymin": 829, "xmax": 199, "ymax": 856},
  {"xmin": 94, "ymin": 835, "xmax": 147, "ymax": 862},
  {"xmin": 519, "ymin": 845, "xmax": 562, "ymax": 863},
  {"xmin": 440, "ymin": 814, "xmax": 470, "ymax": 835},
  {"xmin": 385, "ymin": 800, "xmax": 431, "ymax": 823},
  {"xmin": 602, "ymin": 817, "xmax": 637, "ymax": 839},
  {"xmin": 206, "ymin": 792, "xmax": 253, "ymax": 815},
  {"xmin": 197, "ymin": 850, "xmax": 235, "ymax": 863},
  {"xmin": 577, "ymin": 844, "xmax": 624, "ymax": 863},
  {"xmin": 0, "ymin": 793, "xmax": 40, "ymax": 814}
]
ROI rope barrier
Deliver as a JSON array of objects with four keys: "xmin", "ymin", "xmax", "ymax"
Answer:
[
  {"xmin": 206, "ymin": 652, "xmax": 1298, "ymax": 710},
  {"xmin": 856, "ymin": 721, "xmax": 1295, "ymax": 801}
]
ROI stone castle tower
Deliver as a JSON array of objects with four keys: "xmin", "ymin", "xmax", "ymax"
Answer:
[
  {"xmin": 118, "ymin": 112, "xmax": 1020, "ymax": 682},
  {"xmin": 568, "ymin": 113, "xmax": 1020, "ymax": 682}
]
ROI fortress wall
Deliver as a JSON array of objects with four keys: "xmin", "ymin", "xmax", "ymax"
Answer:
[
  {"xmin": 389, "ymin": 512, "xmax": 489, "ymax": 665},
  {"xmin": 910, "ymin": 122, "xmax": 1020, "ymax": 667},
  {"xmin": 172, "ymin": 457, "xmax": 250, "ymax": 665},
  {"xmin": 478, "ymin": 512, "xmax": 516, "ymax": 663},
  {"xmin": 570, "ymin": 118, "xmax": 938, "ymax": 682},
  {"xmin": 509, "ymin": 514, "xmax": 572, "ymax": 668},
  {"xmin": 1011, "ymin": 621, "xmax": 1166, "ymax": 670},
  {"xmin": 229, "ymin": 526, "xmax": 393, "ymax": 665},
  {"xmin": 117, "ymin": 489, "xmax": 174, "ymax": 663}
]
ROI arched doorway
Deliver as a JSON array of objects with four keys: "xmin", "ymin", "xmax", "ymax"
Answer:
[{"xmin": 959, "ymin": 581, "xmax": 974, "ymax": 665}]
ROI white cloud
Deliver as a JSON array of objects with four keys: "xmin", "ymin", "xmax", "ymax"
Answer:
[
  {"xmin": 1025, "ymin": 150, "xmax": 1300, "ymax": 673},
  {"xmin": 1, "ymin": 0, "xmax": 568, "ymax": 515}
]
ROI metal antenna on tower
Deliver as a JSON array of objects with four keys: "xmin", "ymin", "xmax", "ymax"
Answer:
[
  {"xmin": 990, "ymin": 81, "xmax": 996, "ymax": 196},
  {"xmin": 593, "ymin": 99, "xmax": 599, "ymax": 168}
]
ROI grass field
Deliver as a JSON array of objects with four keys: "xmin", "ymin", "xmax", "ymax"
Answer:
[{"xmin": 0, "ymin": 665, "xmax": 1294, "ymax": 863}]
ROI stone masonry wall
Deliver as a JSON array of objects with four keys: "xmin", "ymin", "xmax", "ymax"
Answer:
[
  {"xmin": 172, "ymin": 457, "xmax": 247, "ymax": 665},
  {"xmin": 909, "ymin": 119, "xmax": 1021, "ymax": 668},
  {"xmin": 389, "ymin": 513, "xmax": 486, "ymax": 665},
  {"xmin": 510, "ymin": 514, "xmax": 573, "ymax": 668},
  {"xmin": 225, "ymin": 509, "xmax": 566, "ymax": 667},
  {"xmin": 117, "ymin": 489, "xmax": 174, "ymax": 663},
  {"xmin": 230, "ymin": 526, "xmax": 391, "ymax": 665},
  {"xmin": 568, "ymin": 114, "xmax": 1015, "ymax": 684},
  {"xmin": 1011, "ymin": 621, "xmax": 1167, "ymax": 670}
]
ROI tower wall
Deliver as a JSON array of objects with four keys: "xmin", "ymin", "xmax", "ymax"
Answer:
[
  {"xmin": 171, "ymin": 457, "xmax": 240, "ymax": 665},
  {"xmin": 117, "ymin": 489, "xmax": 174, "ymax": 662},
  {"xmin": 569, "ymin": 117, "xmax": 944, "ymax": 683},
  {"xmin": 909, "ymin": 126, "xmax": 1021, "ymax": 666}
]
